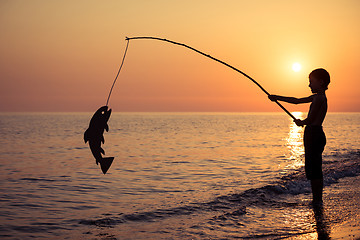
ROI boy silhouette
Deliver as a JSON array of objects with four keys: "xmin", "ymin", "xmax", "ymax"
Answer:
[{"xmin": 269, "ymin": 68, "xmax": 330, "ymax": 205}]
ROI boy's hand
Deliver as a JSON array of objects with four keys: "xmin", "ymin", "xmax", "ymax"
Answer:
[
  {"xmin": 268, "ymin": 95, "xmax": 277, "ymax": 102},
  {"xmin": 294, "ymin": 119, "xmax": 304, "ymax": 127}
]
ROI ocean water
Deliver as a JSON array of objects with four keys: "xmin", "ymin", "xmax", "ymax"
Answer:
[{"xmin": 0, "ymin": 112, "xmax": 359, "ymax": 239}]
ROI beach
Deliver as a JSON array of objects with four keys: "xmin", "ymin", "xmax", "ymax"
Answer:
[
  {"xmin": 80, "ymin": 173, "xmax": 360, "ymax": 240},
  {"xmin": 286, "ymin": 174, "xmax": 360, "ymax": 240}
]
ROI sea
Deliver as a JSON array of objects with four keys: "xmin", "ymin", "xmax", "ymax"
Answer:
[{"xmin": 0, "ymin": 112, "xmax": 359, "ymax": 239}]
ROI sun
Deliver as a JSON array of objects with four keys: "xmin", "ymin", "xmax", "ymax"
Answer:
[{"xmin": 292, "ymin": 62, "xmax": 302, "ymax": 72}]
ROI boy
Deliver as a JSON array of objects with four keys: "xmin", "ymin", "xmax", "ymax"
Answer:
[{"xmin": 268, "ymin": 68, "xmax": 330, "ymax": 205}]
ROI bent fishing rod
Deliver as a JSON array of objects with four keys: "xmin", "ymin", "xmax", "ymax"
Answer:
[{"xmin": 107, "ymin": 36, "xmax": 296, "ymax": 120}]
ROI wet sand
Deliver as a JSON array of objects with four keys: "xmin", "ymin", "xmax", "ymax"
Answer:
[{"xmin": 287, "ymin": 174, "xmax": 360, "ymax": 240}]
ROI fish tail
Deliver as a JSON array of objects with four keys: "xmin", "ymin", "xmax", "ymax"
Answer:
[{"xmin": 99, "ymin": 157, "xmax": 114, "ymax": 174}]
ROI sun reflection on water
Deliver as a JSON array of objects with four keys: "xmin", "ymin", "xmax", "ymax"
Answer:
[{"xmin": 285, "ymin": 112, "xmax": 306, "ymax": 170}]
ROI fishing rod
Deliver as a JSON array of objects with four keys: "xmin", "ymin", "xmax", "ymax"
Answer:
[{"xmin": 107, "ymin": 36, "xmax": 296, "ymax": 120}]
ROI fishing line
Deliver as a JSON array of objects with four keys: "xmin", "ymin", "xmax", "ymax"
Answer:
[
  {"xmin": 106, "ymin": 36, "xmax": 296, "ymax": 120},
  {"xmin": 106, "ymin": 39, "xmax": 130, "ymax": 106}
]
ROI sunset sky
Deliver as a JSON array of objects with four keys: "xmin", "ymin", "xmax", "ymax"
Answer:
[{"xmin": 1, "ymin": 0, "xmax": 359, "ymax": 112}]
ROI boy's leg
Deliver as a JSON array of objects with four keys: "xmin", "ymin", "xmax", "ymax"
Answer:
[
  {"xmin": 311, "ymin": 178, "xmax": 323, "ymax": 204},
  {"xmin": 304, "ymin": 126, "xmax": 326, "ymax": 204}
]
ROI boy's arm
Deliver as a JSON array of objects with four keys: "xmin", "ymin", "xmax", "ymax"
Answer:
[{"xmin": 268, "ymin": 95, "xmax": 313, "ymax": 104}]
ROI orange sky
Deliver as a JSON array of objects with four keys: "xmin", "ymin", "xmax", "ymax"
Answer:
[{"xmin": 0, "ymin": 0, "xmax": 359, "ymax": 112}]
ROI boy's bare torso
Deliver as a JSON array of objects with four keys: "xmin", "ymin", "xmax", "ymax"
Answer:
[{"xmin": 307, "ymin": 93, "xmax": 327, "ymax": 126}]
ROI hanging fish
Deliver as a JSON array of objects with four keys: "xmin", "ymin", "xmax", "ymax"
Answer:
[
  {"xmin": 84, "ymin": 106, "xmax": 114, "ymax": 174},
  {"xmin": 87, "ymin": 36, "xmax": 296, "ymax": 175}
]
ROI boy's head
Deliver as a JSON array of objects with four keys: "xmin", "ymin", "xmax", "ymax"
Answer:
[{"xmin": 309, "ymin": 68, "xmax": 330, "ymax": 91}]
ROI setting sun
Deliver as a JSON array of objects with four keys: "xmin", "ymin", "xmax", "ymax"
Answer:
[
  {"xmin": 0, "ymin": 1, "xmax": 359, "ymax": 112},
  {"xmin": 292, "ymin": 62, "xmax": 302, "ymax": 72}
]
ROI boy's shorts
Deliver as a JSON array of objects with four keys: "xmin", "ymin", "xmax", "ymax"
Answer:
[{"xmin": 304, "ymin": 126, "xmax": 326, "ymax": 180}]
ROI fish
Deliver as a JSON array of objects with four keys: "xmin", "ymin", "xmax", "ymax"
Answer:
[{"xmin": 84, "ymin": 106, "xmax": 114, "ymax": 174}]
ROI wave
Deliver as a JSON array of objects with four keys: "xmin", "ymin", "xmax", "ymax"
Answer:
[
  {"xmin": 18, "ymin": 176, "xmax": 71, "ymax": 182},
  {"xmin": 79, "ymin": 150, "xmax": 360, "ymax": 227}
]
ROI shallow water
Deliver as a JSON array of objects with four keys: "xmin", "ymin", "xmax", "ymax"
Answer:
[{"xmin": 0, "ymin": 112, "xmax": 359, "ymax": 239}]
